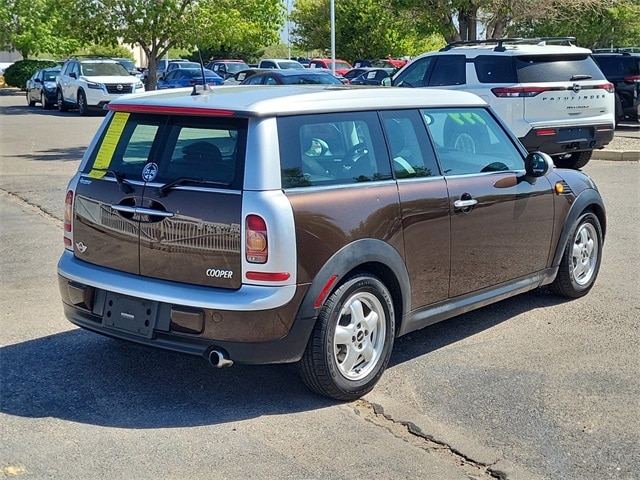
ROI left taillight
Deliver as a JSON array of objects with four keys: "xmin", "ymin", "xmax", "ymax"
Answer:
[{"xmin": 64, "ymin": 190, "xmax": 73, "ymax": 250}]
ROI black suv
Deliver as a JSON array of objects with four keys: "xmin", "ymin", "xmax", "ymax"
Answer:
[{"xmin": 592, "ymin": 50, "xmax": 640, "ymax": 123}]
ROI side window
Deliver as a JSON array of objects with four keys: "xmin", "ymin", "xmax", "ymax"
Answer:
[
  {"xmin": 421, "ymin": 108, "xmax": 525, "ymax": 176},
  {"xmin": 380, "ymin": 110, "xmax": 439, "ymax": 178},
  {"xmin": 246, "ymin": 75, "xmax": 263, "ymax": 85},
  {"xmin": 429, "ymin": 55, "xmax": 466, "ymax": 86},
  {"xmin": 278, "ymin": 112, "xmax": 392, "ymax": 188},
  {"xmin": 394, "ymin": 56, "xmax": 435, "ymax": 87},
  {"xmin": 474, "ymin": 56, "xmax": 516, "ymax": 83}
]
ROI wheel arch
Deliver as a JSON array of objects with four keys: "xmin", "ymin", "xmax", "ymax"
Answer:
[
  {"xmin": 297, "ymin": 238, "xmax": 411, "ymax": 337},
  {"xmin": 552, "ymin": 189, "xmax": 606, "ymax": 268}
]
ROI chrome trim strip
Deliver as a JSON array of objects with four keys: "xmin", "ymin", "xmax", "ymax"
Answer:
[
  {"xmin": 58, "ymin": 251, "xmax": 296, "ymax": 311},
  {"xmin": 111, "ymin": 205, "xmax": 174, "ymax": 217}
]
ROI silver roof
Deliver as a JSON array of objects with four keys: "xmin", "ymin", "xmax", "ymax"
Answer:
[{"xmin": 109, "ymin": 85, "xmax": 487, "ymax": 117}]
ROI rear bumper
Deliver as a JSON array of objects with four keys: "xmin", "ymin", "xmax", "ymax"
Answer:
[
  {"xmin": 519, "ymin": 124, "xmax": 615, "ymax": 155},
  {"xmin": 57, "ymin": 252, "xmax": 313, "ymax": 364}
]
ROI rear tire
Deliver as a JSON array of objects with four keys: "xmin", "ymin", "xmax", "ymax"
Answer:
[
  {"xmin": 57, "ymin": 90, "xmax": 69, "ymax": 112},
  {"xmin": 299, "ymin": 274, "xmax": 395, "ymax": 401},
  {"xmin": 553, "ymin": 150, "xmax": 592, "ymax": 169},
  {"xmin": 550, "ymin": 212, "xmax": 603, "ymax": 298}
]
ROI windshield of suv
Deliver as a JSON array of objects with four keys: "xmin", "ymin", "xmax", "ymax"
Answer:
[
  {"xmin": 515, "ymin": 54, "xmax": 605, "ymax": 82},
  {"xmin": 81, "ymin": 62, "xmax": 130, "ymax": 76},
  {"xmin": 84, "ymin": 112, "xmax": 247, "ymax": 190}
]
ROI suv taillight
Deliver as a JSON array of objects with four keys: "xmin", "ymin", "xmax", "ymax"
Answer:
[
  {"xmin": 491, "ymin": 87, "xmax": 553, "ymax": 98},
  {"xmin": 624, "ymin": 75, "xmax": 640, "ymax": 83},
  {"xmin": 245, "ymin": 214, "xmax": 268, "ymax": 264},
  {"xmin": 64, "ymin": 190, "xmax": 74, "ymax": 250},
  {"xmin": 596, "ymin": 82, "xmax": 615, "ymax": 93}
]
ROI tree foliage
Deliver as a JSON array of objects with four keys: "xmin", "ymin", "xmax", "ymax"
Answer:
[
  {"xmin": 59, "ymin": 0, "xmax": 285, "ymax": 89},
  {"xmin": 3, "ymin": 59, "xmax": 58, "ymax": 88},
  {"xmin": 291, "ymin": 0, "xmax": 444, "ymax": 61},
  {"xmin": 0, "ymin": 0, "xmax": 82, "ymax": 58}
]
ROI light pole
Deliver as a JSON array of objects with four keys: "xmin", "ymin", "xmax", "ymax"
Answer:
[{"xmin": 330, "ymin": 0, "xmax": 335, "ymax": 75}]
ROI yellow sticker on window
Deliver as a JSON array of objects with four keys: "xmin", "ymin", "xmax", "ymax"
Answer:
[{"xmin": 88, "ymin": 112, "xmax": 130, "ymax": 178}]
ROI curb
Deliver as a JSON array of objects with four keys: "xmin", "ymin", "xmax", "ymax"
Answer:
[{"xmin": 592, "ymin": 150, "xmax": 640, "ymax": 161}]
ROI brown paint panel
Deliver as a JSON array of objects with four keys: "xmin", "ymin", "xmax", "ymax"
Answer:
[{"xmin": 286, "ymin": 184, "xmax": 403, "ymax": 284}]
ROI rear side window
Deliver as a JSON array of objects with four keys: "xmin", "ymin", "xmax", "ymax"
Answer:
[
  {"xmin": 515, "ymin": 55, "xmax": 606, "ymax": 82},
  {"xmin": 84, "ymin": 112, "xmax": 247, "ymax": 189},
  {"xmin": 474, "ymin": 56, "xmax": 517, "ymax": 83},
  {"xmin": 278, "ymin": 111, "xmax": 392, "ymax": 188}
]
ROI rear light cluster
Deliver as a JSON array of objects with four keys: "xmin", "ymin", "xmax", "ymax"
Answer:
[
  {"xmin": 64, "ymin": 190, "xmax": 74, "ymax": 250},
  {"xmin": 492, "ymin": 83, "xmax": 616, "ymax": 97},
  {"xmin": 245, "ymin": 214, "xmax": 268, "ymax": 264},
  {"xmin": 624, "ymin": 75, "xmax": 640, "ymax": 83},
  {"xmin": 244, "ymin": 214, "xmax": 291, "ymax": 282}
]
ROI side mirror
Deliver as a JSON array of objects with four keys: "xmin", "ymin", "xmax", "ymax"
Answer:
[
  {"xmin": 69, "ymin": 72, "xmax": 77, "ymax": 79},
  {"xmin": 524, "ymin": 152, "xmax": 553, "ymax": 178},
  {"xmin": 34, "ymin": 78, "xmax": 42, "ymax": 83}
]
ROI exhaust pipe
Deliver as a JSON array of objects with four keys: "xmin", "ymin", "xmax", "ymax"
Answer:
[{"xmin": 208, "ymin": 349, "xmax": 234, "ymax": 368}]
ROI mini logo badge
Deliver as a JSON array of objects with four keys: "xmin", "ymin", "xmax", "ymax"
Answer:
[
  {"xmin": 142, "ymin": 163, "xmax": 159, "ymax": 182},
  {"xmin": 76, "ymin": 242, "xmax": 88, "ymax": 253}
]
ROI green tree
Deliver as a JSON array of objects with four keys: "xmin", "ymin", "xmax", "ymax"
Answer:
[
  {"xmin": 0, "ymin": 0, "xmax": 82, "ymax": 58},
  {"xmin": 61, "ymin": 0, "xmax": 285, "ymax": 89},
  {"xmin": 291, "ymin": 0, "xmax": 444, "ymax": 61}
]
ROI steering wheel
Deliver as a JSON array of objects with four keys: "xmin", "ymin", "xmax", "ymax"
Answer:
[{"xmin": 344, "ymin": 142, "xmax": 368, "ymax": 164}]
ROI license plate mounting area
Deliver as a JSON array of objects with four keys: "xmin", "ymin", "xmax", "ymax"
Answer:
[{"xmin": 103, "ymin": 293, "xmax": 157, "ymax": 338}]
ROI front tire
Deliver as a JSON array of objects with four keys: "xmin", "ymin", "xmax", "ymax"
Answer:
[
  {"xmin": 77, "ymin": 90, "xmax": 89, "ymax": 116},
  {"xmin": 26, "ymin": 91, "xmax": 36, "ymax": 107},
  {"xmin": 300, "ymin": 274, "xmax": 395, "ymax": 401},
  {"xmin": 550, "ymin": 212, "xmax": 603, "ymax": 298},
  {"xmin": 41, "ymin": 91, "xmax": 50, "ymax": 109}
]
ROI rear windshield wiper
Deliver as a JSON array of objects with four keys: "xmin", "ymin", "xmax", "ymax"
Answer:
[
  {"xmin": 157, "ymin": 177, "xmax": 229, "ymax": 197},
  {"xmin": 92, "ymin": 168, "xmax": 134, "ymax": 194},
  {"xmin": 570, "ymin": 74, "xmax": 593, "ymax": 81}
]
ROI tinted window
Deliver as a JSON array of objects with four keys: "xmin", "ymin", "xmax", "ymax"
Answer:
[
  {"xmin": 515, "ymin": 55, "xmax": 606, "ymax": 82},
  {"xmin": 429, "ymin": 55, "xmax": 465, "ymax": 86},
  {"xmin": 380, "ymin": 110, "xmax": 439, "ymax": 178},
  {"xmin": 474, "ymin": 56, "xmax": 517, "ymax": 83},
  {"xmin": 84, "ymin": 113, "xmax": 247, "ymax": 189},
  {"xmin": 593, "ymin": 55, "xmax": 640, "ymax": 79},
  {"xmin": 422, "ymin": 108, "xmax": 524, "ymax": 175},
  {"xmin": 394, "ymin": 56, "xmax": 435, "ymax": 87},
  {"xmin": 278, "ymin": 112, "xmax": 392, "ymax": 188}
]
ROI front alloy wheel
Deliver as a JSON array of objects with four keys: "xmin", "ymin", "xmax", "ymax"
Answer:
[
  {"xmin": 78, "ymin": 90, "xmax": 88, "ymax": 116},
  {"xmin": 551, "ymin": 212, "xmax": 603, "ymax": 298},
  {"xmin": 300, "ymin": 274, "xmax": 395, "ymax": 400}
]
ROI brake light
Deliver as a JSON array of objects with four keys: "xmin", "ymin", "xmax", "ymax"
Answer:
[
  {"xmin": 245, "ymin": 214, "xmax": 268, "ymax": 263},
  {"xmin": 64, "ymin": 190, "xmax": 73, "ymax": 249},
  {"xmin": 596, "ymin": 82, "xmax": 615, "ymax": 93},
  {"xmin": 624, "ymin": 75, "xmax": 640, "ymax": 83},
  {"xmin": 491, "ymin": 87, "xmax": 553, "ymax": 98}
]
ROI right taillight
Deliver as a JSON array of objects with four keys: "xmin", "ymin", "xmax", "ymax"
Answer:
[
  {"xmin": 624, "ymin": 75, "xmax": 640, "ymax": 84},
  {"xmin": 245, "ymin": 214, "xmax": 268, "ymax": 264},
  {"xmin": 64, "ymin": 190, "xmax": 73, "ymax": 250}
]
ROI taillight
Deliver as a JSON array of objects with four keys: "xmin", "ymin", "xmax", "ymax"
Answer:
[
  {"xmin": 491, "ymin": 86, "xmax": 552, "ymax": 98},
  {"xmin": 245, "ymin": 214, "xmax": 267, "ymax": 264},
  {"xmin": 596, "ymin": 82, "xmax": 615, "ymax": 93},
  {"xmin": 64, "ymin": 190, "xmax": 73, "ymax": 249},
  {"xmin": 624, "ymin": 75, "xmax": 640, "ymax": 84}
]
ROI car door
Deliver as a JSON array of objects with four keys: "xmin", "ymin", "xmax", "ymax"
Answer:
[{"xmin": 422, "ymin": 107, "xmax": 555, "ymax": 298}]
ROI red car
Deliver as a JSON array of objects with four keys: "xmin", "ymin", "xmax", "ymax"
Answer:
[{"xmin": 308, "ymin": 58, "xmax": 353, "ymax": 76}]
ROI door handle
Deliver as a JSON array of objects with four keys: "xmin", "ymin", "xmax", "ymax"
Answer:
[
  {"xmin": 453, "ymin": 198, "xmax": 478, "ymax": 208},
  {"xmin": 111, "ymin": 205, "xmax": 174, "ymax": 217}
]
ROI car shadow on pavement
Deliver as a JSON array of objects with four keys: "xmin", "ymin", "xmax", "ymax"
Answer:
[
  {"xmin": 13, "ymin": 147, "xmax": 88, "ymax": 162},
  {"xmin": 0, "ymin": 288, "xmax": 568, "ymax": 428},
  {"xmin": 388, "ymin": 286, "xmax": 568, "ymax": 367},
  {"xmin": 0, "ymin": 329, "xmax": 335, "ymax": 428}
]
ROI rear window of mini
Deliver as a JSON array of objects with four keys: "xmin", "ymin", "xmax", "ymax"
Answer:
[{"xmin": 82, "ymin": 112, "xmax": 247, "ymax": 189}]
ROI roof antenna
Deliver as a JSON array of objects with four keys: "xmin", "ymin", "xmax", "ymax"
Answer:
[{"xmin": 190, "ymin": 11, "xmax": 210, "ymax": 96}]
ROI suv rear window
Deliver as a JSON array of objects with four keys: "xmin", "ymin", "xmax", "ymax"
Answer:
[
  {"xmin": 84, "ymin": 112, "xmax": 247, "ymax": 189},
  {"xmin": 515, "ymin": 54, "xmax": 605, "ymax": 83}
]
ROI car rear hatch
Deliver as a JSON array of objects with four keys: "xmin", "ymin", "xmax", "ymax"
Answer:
[
  {"xmin": 512, "ymin": 54, "xmax": 614, "ymax": 125},
  {"xmin": 71, "ymin": 109, "xmax": 247, "ymax": 289}
]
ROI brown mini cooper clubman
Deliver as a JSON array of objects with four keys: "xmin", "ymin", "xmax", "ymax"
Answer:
[{"xmin": 58, "ymin": 84, "xmax": 605, "ymax": 400}]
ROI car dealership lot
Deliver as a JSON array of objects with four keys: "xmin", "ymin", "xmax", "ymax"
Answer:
[{"xmin": 1, "ymin": 88, "xmax": 638, "ymax": 479}]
